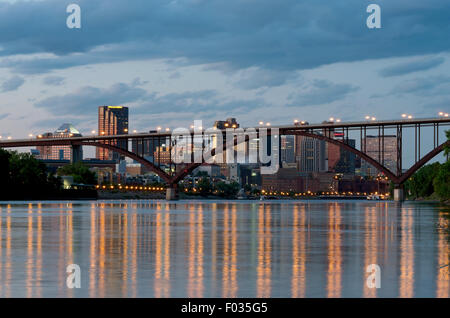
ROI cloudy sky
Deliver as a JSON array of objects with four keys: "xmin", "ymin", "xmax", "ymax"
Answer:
[{"xmin": 0, "ymin": 0, "xmax": 449, "ymax": 161}]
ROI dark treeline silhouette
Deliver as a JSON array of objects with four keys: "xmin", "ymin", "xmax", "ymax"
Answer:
[
  {"xmin": 405, "ymin": 130, "xmax": 450, "ymax": 202},
  {"xmin": 0, "ymin": 149, "xmax": 96, "ymax": 200}
]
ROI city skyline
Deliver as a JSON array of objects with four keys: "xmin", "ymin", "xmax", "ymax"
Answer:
[{"xmin": 0, "ymin": 0, "xmax": 449, "ymax": 146}]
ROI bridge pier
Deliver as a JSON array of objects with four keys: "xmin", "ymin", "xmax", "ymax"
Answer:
[
  {"xmin": 71, "ymin": 145, "xmax": 83, "ymax": 164},
  {"xmin": 166, "ymin": 186, "xmax": 178, "ymax": 201},
  {"xmin": 394, "ymin": 185, "xmax": 405, "ymax": 202}
]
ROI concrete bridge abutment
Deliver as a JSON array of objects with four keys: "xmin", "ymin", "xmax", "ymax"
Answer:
[{"xmin": 166, "ymin": 186, "xmax": 178, "ymax": 201}]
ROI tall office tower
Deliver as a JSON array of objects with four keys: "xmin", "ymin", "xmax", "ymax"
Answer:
[
  {"xmin": 281, "ymin": 135, "xmax": 296, "ymax": 165},
  {"xmin": 295, "ymin": 135, "xmax": 327, "ymax": 172},
  {"xmin": 36, "ymin": 124, "xmax": 82, "ymax": 160},
  {"xmin": 97, "ymin": 106, "xmax": 129, "ymax": 161},
  {"xmin": 327, "ymin": 136, "xmax": 356, "ymax": 174},
  {"xmin": 361, "ymin": 135, "xmax": 397, "ymax": 176}
]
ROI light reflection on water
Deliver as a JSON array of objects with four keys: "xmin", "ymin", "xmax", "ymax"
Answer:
[{"xmin": 0, "ymin": 200, "xmax": 448, "ymax": 298}]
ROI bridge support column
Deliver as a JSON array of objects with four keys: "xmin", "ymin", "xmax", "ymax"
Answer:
[
  {"xmin": 166, "ymin": 185, "xmax": 178, "ymax": 201},
  {"xmin": 71, "ymin": 145, "xmax": 83, "ymax": 164},
  {"xmin": 394, "ymin": 185, "xmax": 405, "ymax": 202}
]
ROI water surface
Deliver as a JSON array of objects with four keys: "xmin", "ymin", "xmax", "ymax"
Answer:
[{"xmin": 0, "ymin": 200, "xmax": 448, "ymax": 297}]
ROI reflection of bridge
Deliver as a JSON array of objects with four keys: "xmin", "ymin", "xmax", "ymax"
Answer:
[{"xmin": 1, "ymin": 117, "xmax": 449, "ymax": 201}]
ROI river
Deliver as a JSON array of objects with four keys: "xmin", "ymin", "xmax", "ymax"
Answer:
[{"xmin": 0, "ymin": 200, "xmax": 448, "ymax": 298}]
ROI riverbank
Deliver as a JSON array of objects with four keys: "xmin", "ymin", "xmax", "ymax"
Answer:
[{"xmin": 0, "ymin": 189, "xmax": 97, "ymax": 201}]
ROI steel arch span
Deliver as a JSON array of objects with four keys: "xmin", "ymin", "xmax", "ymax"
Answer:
[
  {"xmin": 397, "ymin": 140, "xmax": 450, "ymax": 184},
  {"xmin": 168, "ymin": 132, "xmax": 449, "ymax": 187},
  {"xmin": 73, "ymin": 141, "xmax": 172, "ymax": 183},
  {"xmin": 286, "ymin": 131, "xmax": 450, "ymax": 185}
]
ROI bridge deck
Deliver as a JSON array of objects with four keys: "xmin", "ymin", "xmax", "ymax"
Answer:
[{"xmin": 1, "ymin": 117, "xmax": 449, "ymax": 147}]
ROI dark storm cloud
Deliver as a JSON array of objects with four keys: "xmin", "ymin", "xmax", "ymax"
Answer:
[
  {"xmin": 0, "ymin": 0, "xmax": 450, "ymax": 74},
  {"xmin": 379, "ymin": 57, "xmax": 445, "ymax": 77},
  {"xmin": 233, "ymin": 68, "xmax": 300, "ymax": 90},
  {"xmin": 1, "ymin": 75, "xmax": 25, "ymax": 92},
  {"xmin": 35, "ymin": 79, "xmax": 148, "ymax": 115},
  {"xmin": 287, "ymin": 80, "xmax": 358, "ymax": 106},
  {"xmin": 389, "ymin": 75, "xmax": 450, "ymax": 96},
  {"xmin": 34, "ymin": 79, "xmax": 261, "ymax": 117},
  {"xmin": 135, "ymin": 90, "xmax": 265, "ymax": 114}
]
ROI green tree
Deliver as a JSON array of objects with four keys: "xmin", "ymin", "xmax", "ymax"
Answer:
[
  {"xmin": 444, "ymin": 130, "xmax": 450, "ymax": 160},
  {"xmin": 433, "ymin": 161, "xmax": 450, "ymax": 200},
  {"xmin": 215, "ymin": 181, "xmax": 240, "ymax": 198},
  {"xmin": 197, "ymin": 177, "xmax": 212, "ymax": 197},
  {"xmin": 8, "ymin": 152, "xmax": 51, "ymax": 189},
  {"xmin": 0, "ymin": 150, "xmax": 61, "ymax": 199},
  {"xmin": 57, "ymin": 162, "xmax": 97, "ymax": 185},
  {"xmin": 0, "ymin": 149, "xmax": 11, "ymax": 196},
  {"xmin": 406, "ymin": 162, "xmax": 441, "ymax": 199}
]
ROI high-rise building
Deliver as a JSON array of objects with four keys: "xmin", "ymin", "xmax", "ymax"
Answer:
[
  {"xmin": 97, "ymin": 106, "xmax": 129, "ymax": 161},
  {"xmin": 35, "ymin": 124, "xmax": 82, "ymax": 160},
  {"xmin": 327, "ymin": 137, "xmax": 356, "ymax": 174},
  {"xmin": 281, "ymin": 135, "xmax": 296, "ymax": 165},
  {"xmin": 153, "ymin": 145, "xmax": 172, "ymax": 165},
  {"xmin": 295, "ymin": 135, "xmax": 327, "ymax": 172},
  {"xmin": 361, "ymin": 135, "xmax": 397, "ymax": 176}
]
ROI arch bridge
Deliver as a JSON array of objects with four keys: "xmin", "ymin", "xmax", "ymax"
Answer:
[{"xmin": 1, "ymin": 117, "xmax": 449, "ymax": 201}]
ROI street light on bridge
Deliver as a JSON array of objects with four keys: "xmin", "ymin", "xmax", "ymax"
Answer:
[{"xmin": 402, "ymin": 113, "xmax": 413, "ymax": 119}]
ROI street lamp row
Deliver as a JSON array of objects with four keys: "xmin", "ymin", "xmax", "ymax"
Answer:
[{"xmin": 7, "ymin": 112, "xmax": 450, "ymax": 140}]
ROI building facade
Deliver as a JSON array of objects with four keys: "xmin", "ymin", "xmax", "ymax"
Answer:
[
  {"xmin": 97, "ymin": 106, "xmax": 129, "ymax": 161},
  {"xmin": 295, "ymin": 135, "xmax": 327, "ymax": 173},
  {"xmin": 361, "ymin": 135, "xmax": 397, "ymax": 176},
  {"xmin": 281, "ymin": 135, "xmax": 296, "ymax": 165},
  {"xmin": 327, "ymin": 138, "xmax": 356, "ymax": 174},
  {"xmin": 36, "ymin": 124, "xmax": 82, "ymax": 160}
]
